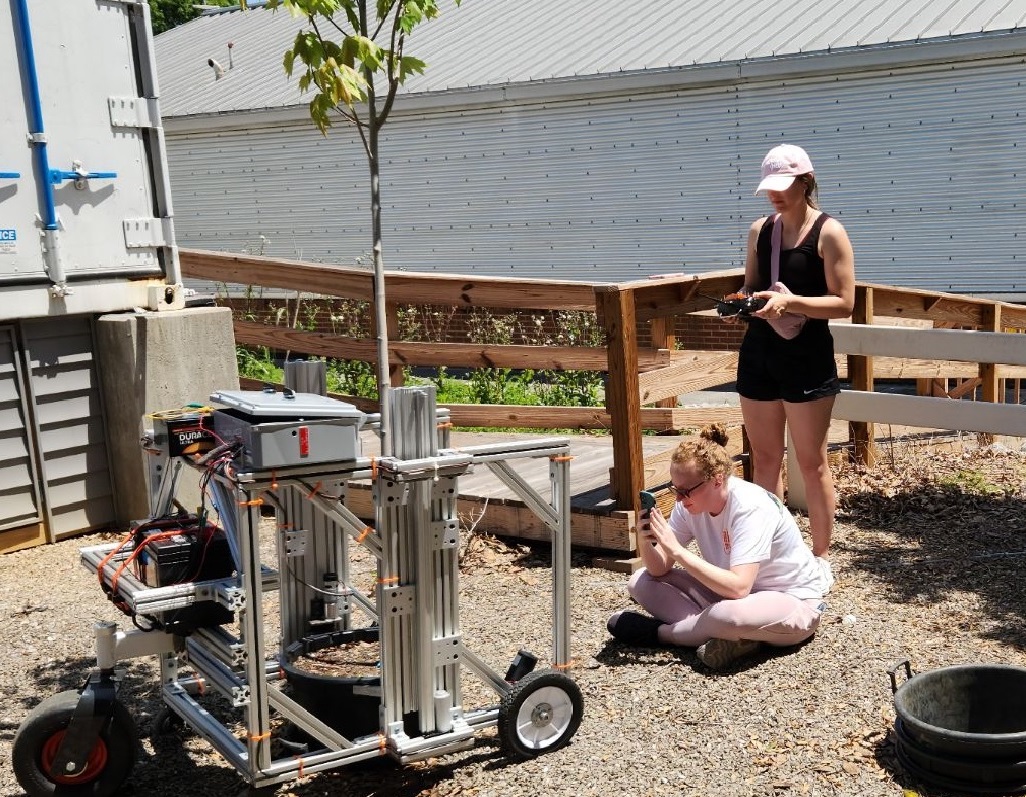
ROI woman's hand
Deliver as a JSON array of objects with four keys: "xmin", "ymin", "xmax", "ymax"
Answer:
[
  {"xmin": 752, "ymin": 290, "xmax": 790, "ymax": 319},
  {"xmin": 647, "ymin": 509, "xmax": 682, "ymax": 557}
]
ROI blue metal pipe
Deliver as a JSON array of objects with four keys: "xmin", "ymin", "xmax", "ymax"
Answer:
[{"xmin": 13, "ymin": 0, "xmax": 58, "ymax": 230}]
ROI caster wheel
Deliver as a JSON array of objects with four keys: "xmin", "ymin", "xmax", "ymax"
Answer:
[
  {"xmin": 12, "ymin": 689, "xmax": 138, "ymax": 797},
  {"xmin": 497, "ymin": 669, "xmax": 583, "ymax": 759},
  {"xmin": 151, "ymin": 706, "xmax": 188, "ymax": 738}
]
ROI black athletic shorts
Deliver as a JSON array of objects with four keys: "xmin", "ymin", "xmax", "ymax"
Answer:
[{"xmin": 736, "ymin": 319, "xmax": 841, "ymax": 404}]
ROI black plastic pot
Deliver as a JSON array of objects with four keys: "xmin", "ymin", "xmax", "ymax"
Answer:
[
  {"xmin": 889, "ymin": 660, "xmax": 1026, "ymax": 794},
  {"xmin": 282, "ymin": 626, "xmax": 381, "ymax": 741}
]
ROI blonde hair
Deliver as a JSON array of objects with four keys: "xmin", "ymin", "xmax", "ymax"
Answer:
[
  {"xmin": 796, "ymin": 173, "xmax": 820, "ymax": 210},
  {"xmin": 670, "ymin": 423, "xmax": 733, "ymax": 480}
]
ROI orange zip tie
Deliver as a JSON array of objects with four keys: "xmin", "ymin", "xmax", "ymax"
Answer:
[
  {"xmin": 306, "ymin": 481, "xmax": 322, "ymax": 499},
  {"xmin": 378, "ymin": 734, "xmax": 387, "ymax": 750},
  {"xmin": 296, "ymin": 756, "xmax": 305, "ymax": 779},
  {"xmin": 238, "ymin": 497, "xmax": 263, "ymax": 507},
  {"xmin": 356, "ymin": 526, "xmax": 373, "ymax": 543},
  {"xmin": 437, "ymin": 421, "xmax": 453, "ymax": 430},
  {"xmin": 550, "ymin": 455, "xmax": 574, "ymax": 462},
  {"xmin": 270, "ymin": 471, "xmax": 278, "ymax": 490},
  {"xmin": 369, "ymin": 457, "xmax": 378, "ymax": 479},
  {"xmin": 278, "ymin": 522, "xmax": 292, "ymax": 531},
  {"xmin": 553, "ymin": 660, "xmax": 577, "ymax": 670},
  {"xmin": 249, "ymin": 731, "xmax": 271, "ymax": 742},
  {"xmin": 376, "ymin": 576, "xmax": 399, "ymax": 585},
  {"xmin": 197, "ymin": 679, "xmax": 205, "ymax": 695}
]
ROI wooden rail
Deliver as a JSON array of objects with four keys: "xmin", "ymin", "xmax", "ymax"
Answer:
[{"xmin": 181, "ymin": 248, "xmax": 1026, "ymax": 527}]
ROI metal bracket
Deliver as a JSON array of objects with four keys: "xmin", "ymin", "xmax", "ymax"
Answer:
[
  {"xmin": 431, "ymin": 476, "xmax": 458, "ymax": 502},
  {"xmin": 108, "ymin": 96, "xmax": 161, "ymax": 129},
  {"xmin": 284, "ymin": 529, "xmax": 306, "ymax": 557},
  {"xmin": 431, "ymin": 635, "xmax": 463, "ymax": 665},
  {"xmin": 380, "ymin": 584, "xmax": 414, "ymax": 616},
  {"xmin": 378, "ymin": 478, "xmax": 412, "ymax": 508},
  {"xmin": 431, "ymin": 518, "xmax": 459, "ymax": 549},
  {"xmin": 124, "ymin": 217, "xmax": 174, "ymax": 248},
  {"xmin": 217, "ymin": 586, "xmax": 246, "ymax": 611}
]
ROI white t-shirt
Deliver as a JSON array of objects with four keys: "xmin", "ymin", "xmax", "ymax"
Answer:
[{"xmin": 667, "ymin": 477, "xmax": 825, "ymax": 599}]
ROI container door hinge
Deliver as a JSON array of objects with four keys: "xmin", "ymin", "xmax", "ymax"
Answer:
[
  {"xmin": 124, "ymin": 217, "xmax": 174, "ymax": 249},
  {"xmin": 108, "ymin": 96, "xmax": 161, "ymax": 130}
]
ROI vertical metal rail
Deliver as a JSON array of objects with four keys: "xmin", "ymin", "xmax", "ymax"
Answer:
[
  {"xmin": 238, "ymin": 485, "xmax": 272, "ymax": 774},
  {"xmin": 550, "ymin": 454, "xmax": 572, "ymax": 667}
]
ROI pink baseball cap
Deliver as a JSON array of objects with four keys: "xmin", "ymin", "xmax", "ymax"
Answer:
[{"xmin": 755, "ymin": 144, "xmax": 814, "ymax": 194}]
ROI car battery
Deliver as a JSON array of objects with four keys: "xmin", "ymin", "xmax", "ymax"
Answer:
[
  {"xmin": 150, "ymin": 409, "xmax": 216, "ymax": 457},
  {"xmin": 133, "ymin": 519, "xmax": 236, "ymax": 633},
  {"xmin": 210, "ymin": 388, "xmax": 366, "ymax": 469}
]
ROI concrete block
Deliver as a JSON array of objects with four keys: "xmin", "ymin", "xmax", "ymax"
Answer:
[{"xmin": 96, "ymin": 306, "xmax": 239, "ymax": 524}]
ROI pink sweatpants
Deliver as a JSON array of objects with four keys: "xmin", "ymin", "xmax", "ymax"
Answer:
[{"xmin": 628, "ymin": 567, "xmax": 824, "ymax": 648}]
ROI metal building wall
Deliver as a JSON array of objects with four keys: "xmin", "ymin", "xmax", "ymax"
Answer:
[
  {"xmin": 19, "ymin": 318, "xmax": 115, "ymax": 541},
  {"xmin": 165, "ymin": 56, "xmax": 1026, "ymax": 298},
  {"xmin": 0, "ymin": 326, "xmax": 42, "ymax": 534}
]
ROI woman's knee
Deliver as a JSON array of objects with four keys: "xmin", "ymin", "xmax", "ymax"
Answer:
[{"xmin": 627, "ymin": 568, "xmax": 650, "ymax": 598}]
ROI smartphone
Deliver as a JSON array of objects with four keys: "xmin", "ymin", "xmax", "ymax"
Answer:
[{"xmin": 639, "ymin": 490, "xmax": 657, "ymax": 517}]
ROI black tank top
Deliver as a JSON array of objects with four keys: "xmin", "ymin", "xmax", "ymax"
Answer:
[{"xmin": 755, "ymin": 212, "xmax": 831, "ymax": 297}]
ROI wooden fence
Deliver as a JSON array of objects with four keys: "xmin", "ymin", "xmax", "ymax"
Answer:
[{"xmin": 181, "ymin": 248, "xmax": 1026, "ymax": 519}]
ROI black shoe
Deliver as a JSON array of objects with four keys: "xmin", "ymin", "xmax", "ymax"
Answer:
[{"xmin": 606, "ymin": 610, "xmax": 662, "ymax": 646}]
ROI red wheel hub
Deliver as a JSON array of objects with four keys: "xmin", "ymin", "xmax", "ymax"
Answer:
[{"xmin": 41, "ymin": 729, "xmax": 108, "ymax": 784}]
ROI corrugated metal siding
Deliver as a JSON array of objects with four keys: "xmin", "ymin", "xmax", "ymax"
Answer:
[
  {"xmin": 21, "ymin": 318, "xmax": 114, "ymax": 540},
  {"xmin": 735, "ymin": 62, "xmax": 1026, "ymax": 294},
  {"xmin": 167, "ymin": 57, "xmax": 1026, "ymax": 295},
  {"xmin": 0, "ymin": 326, "xmax": 41, "ymax": 531},
  {"xmin": 155, "ymin": 1, "xmax": 1026, "ymax": 117}
]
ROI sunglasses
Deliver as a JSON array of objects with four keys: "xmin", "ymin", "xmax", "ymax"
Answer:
[{"xmin": 670, "ymin": 479, "xmax": 708, "ymax": 500}]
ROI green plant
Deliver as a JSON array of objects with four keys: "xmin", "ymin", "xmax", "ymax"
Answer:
[
  {"xmin": 236, "ymin": 346, "xmax": 282, "ymax": 383},
  {"xmin": 327, "ymin": 358, "xmax": 378, "ymax": 399},
  {"xmin": 939, "ymin": 469, "xmax": 1002, "ymax": 495}
]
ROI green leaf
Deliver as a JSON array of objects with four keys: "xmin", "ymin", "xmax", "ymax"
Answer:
[
  {"xmin": 397, "ymin": 55, "xmax": 427, "ymax": 82},
  {"xmin": 398, "ymin": 1, "xmax": 424, "ymax": 34}
]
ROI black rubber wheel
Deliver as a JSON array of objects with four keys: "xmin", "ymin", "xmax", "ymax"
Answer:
[
  {"xmin": 12, "ymin": 689, "xmax": 138, "ymax": 797},
  {"xmin": 497, "ymin": 669, "xmax": 583, "ymax": 759},
  {"xmin": 150, "ymin": 706, "xmax": 188, "ymax": 738}
]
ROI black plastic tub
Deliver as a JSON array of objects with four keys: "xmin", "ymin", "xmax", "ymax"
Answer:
[
  {"xmin": 282, "ymin": 626, "xmax": 381, "ymax": 741},
  {"xmin": 889, "ymin": 661, "xmax": 1026, "ymax": 794}
]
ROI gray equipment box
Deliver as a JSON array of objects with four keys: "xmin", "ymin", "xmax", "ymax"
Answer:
[{"xmin": 210, "ymin": 389, "xmax": 366, "ymax": 469}]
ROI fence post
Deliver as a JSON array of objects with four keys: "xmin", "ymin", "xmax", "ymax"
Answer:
[
  {"xmin": 649, "ymin": 316, "xmax": 677, "ymax": 409},
  {"xmin": 595, "ymin": 285, "xmax": 643, "ymax": 512},
  {"xmin": 386, "ymin": 301, "xmax": 405, "ymax": 388},
  {"xmin": 848, "ymin": 285, "xmax": 876, "ymax": 466},
  {"xmin": 978, "ymin": 302, "xmax": 1002, "ymax": 445}
]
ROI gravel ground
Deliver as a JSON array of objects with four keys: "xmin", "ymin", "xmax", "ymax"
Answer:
[{"xmin": 1, "ymin": 437, "xmax": 1025, "ymax": 797}]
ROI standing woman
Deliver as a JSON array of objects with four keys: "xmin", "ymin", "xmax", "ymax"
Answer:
[{"xmin": 735, "ymin": 144, "xmax": 855, "ymax": 590}]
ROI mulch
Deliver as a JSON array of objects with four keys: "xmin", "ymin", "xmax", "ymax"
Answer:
[{"xmin": 1, "ymin": 435, "xmax": 1024, "ymax": 797}]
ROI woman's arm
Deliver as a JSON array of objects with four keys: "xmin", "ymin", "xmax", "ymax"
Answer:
[
  {"xmin": 742, "ymin": 217, "xmax": 766, "ymax": 291},
  {"xmin": 647, "ymin": 510, "xmax": 759, "ymax": 598}
]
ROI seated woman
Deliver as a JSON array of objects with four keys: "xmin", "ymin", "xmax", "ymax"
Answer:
[{"xmin": 606, "ymin": 424, "xmax": 828, "ymax": 670}]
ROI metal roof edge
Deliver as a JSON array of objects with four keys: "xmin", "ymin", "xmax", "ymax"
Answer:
[{"xmin": 160, "ymin": 28, "xmax": 1026, "ymax": 129}]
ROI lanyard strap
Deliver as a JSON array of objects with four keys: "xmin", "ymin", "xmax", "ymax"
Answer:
[{"xmin": 770, "ymin": 213, "xmax": 782, "ymax": 284}]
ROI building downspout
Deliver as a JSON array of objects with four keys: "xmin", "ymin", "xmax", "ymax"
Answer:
[{"xmin": 13, "ymin": 0, "xmax": 69, "ymax": 298}]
